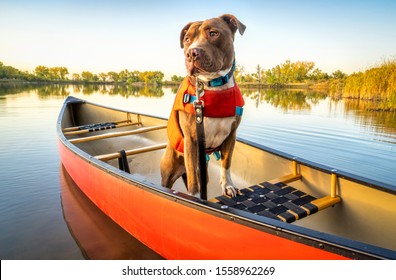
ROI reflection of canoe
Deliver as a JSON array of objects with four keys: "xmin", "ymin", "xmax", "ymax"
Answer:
[
  {"xmin": 59, "ymin": 165, "xmax": 163, "ymax": 260},
  {"xmin": 57, "ymin": 96, "xmax": 396, "ymax": 259}
]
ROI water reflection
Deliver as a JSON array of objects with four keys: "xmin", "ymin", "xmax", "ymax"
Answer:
[
  {"xmin": 0, "ymin": 83, "xmax": 71, "ymax": 99},
  {"xmin": 342, "ymin": 98, "xmax": 396, "ymax": 140},
  {"xmin": 240, "ymin": 88, "xmax": 396, "ymax": 139},
  {"xmin": 36, "ymin": 84, "xmax": 70, "ymax": 98},
  {"xmin": 0, "ymin": 83, "xmax": 165, "ymax": 99},
  {"xmin": 71, "ymin": 83, "xmax": 165, "ymax": 97},
  {"xmin": 1, "ymin": 83, "xmax": 395, "ymax": 135},
  {"xmin": 344, "ymin": 99, "xmax": 396, "ymax": 128},
  {"xmin": 242, "ymin": 88, "xmax": 327, "ymax": 111},
  {"xmin": 59, "ymin": 165, "xmax": 163, "ymax": 260}
]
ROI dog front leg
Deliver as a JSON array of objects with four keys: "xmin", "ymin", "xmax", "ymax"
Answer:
[
  {"xmin": 219, "ymin": 130, "xmax": 239, "ymax": 197},
  {"xmin": 184, "ymin": 136, "xmax": 200, "ymax": 195},
  {"xmin": 160, "ymin": 145, "xmax": 186, "ymax": 189}
]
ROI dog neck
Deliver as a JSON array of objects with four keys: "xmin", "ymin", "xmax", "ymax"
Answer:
[
  {"xmin": 189, "ymin": 61, "xmax": 236, "ymax": 91},
  {"xmin": 190, "ymin": 75, "xmax": 235, "ymax": 91}
]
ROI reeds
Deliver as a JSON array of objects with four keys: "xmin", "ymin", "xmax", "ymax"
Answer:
[{"xmin": 343, "ymin": 59, "xmax": 396, "ymax": 102}]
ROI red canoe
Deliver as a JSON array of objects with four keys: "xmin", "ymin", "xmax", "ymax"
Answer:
[{"xmin": 57, "ymin": 96, "xmax": 396, "ymax": 259}]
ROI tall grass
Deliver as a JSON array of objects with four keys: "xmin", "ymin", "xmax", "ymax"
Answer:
[{"xmin": 343, "ymin": 59, "xmax": 396, "ymax": 102}]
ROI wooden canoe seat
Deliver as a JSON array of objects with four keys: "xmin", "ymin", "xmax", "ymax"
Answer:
[
  {"xmin": 69, "ymin": 125, "xmax": 167, "ymax": 144},
  {"xmin": 94, "ymin": 143, "xmax": 167, "ymax": 161},
  {"xmin": 210, "ymin": 175, "xmax": 341, "ymax": 223}
]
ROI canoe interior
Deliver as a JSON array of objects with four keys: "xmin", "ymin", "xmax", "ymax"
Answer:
[{"xmin": 60, "ymin": 99, "xmax": 396, "ymax": 255}]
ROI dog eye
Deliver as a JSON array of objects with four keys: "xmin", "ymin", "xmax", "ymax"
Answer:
[
  {"xmin": 209, "ymin": 31, "xmax": 219, "ymax": 37},
  {"xmin": 184, "ymin": 37, "xmax": 190, "ymax": 43}
]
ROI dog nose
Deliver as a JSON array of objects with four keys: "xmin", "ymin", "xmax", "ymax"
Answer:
[{"xmin": 188, "ymin": 48, "xmax": 201, "ymax": 61}]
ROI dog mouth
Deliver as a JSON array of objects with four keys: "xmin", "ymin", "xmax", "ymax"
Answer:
[
  {"xmin": 185, "ymin": 59, "xmax": 198, "ymax": 76},
  {"xmin": 185, "ymin": 47, "xmax": 225, "ymax": 77},
  {"xmin": 186, "ymin": 61, "xmax": 206, "ymax": 77},
  {"xmin": 185, "ymin": 57, "xmax": 220, "ymax": 77}
]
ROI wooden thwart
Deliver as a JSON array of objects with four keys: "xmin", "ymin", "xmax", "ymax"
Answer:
[
  {"xmin": 69, "ymin": 125, "xmax": 167, "ymax": 144},
  {"xmin": 268, "ymin": 173, "xmax": 302, "ymax": 185},
  {"xmin": 310, "ymin": 195, "xmax": 341, "ymax": 211},
  {"xmin": 95, "ymin": 143, "xmax": 167, "ymax": 161}
]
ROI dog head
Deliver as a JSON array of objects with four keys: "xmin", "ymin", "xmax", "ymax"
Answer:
[{"xmin": 180, "ymin": 14, "xmax": 246, "ymax": 81}]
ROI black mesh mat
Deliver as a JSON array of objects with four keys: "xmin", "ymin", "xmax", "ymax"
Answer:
[
  {"xmin": 79, "ymin": 122, "xmax": 117, "ymax": 132},
  {"xmin": 213, "ymin": 181, "xmax": 319, "ymax": 223}
]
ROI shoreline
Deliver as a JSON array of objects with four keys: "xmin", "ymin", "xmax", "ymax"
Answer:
[
  {"xmin": 1, "ymin": 79, "xmax": 394, "ymax": 111},
  {"xmin": 0, "ymin": 78, "xmax": 321, "ymax": 87}
]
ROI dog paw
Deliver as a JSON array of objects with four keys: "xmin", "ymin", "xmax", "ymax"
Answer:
[
  {"xmin": 223, "ymin": 185, "xmax": 239, "ymax": 197},
  {"xmin": 220, "ymin": 168, "xmax": 239, "ymax": 197}
]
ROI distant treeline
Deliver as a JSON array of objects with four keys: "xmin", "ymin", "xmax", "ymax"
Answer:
[
  {"xmin": 1, "ymin": 59, "xmax": 395, "ymax": 105},
  {"xmin": 235, "ymin": 60, "xmax": 346, "ymax": 85},
  {"xmin": 234, "ymin": 59, "xmax": 396, "ymax": 106},
  {"xmin": 0, "ymin": 62, "xmax": 164, "ymax": 85},
  {"xmin": 0, "ymin": 61, "xmax": 37, "ymax": 81}
]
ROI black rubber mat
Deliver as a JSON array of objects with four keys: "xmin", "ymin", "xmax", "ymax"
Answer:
[{"xmin": 213, "ymin": 181, "xmax": 319, "ymax": 223}]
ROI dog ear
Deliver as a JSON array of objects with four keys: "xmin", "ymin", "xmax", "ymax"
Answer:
[
  {"xmin": 180, "ymin": 22, "xmax": 193, "ymax": 48},
  {"xmin": 220, "ymin": 14, "xmax": 246, "ymax": 36}
]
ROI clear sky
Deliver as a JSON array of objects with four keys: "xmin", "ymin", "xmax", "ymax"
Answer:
[{"xmin": 1, "ymin": 0, "xmax": 395, "ymax": 79}]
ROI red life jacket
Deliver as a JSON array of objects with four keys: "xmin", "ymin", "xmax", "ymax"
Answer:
[{"xmin": 167, "ymin": 77, "xmax": 244, "ymax": 154}]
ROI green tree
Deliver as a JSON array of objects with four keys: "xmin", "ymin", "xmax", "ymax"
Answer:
[
  {"xmin": 234, "ymin": 65, "xmax": 242, "ymax": 83},
  {"xmin": 81, "ymin": 71, "xmax": 94, "ymax": 82},
  {"xmin": 107, "ymin": 71, "xmax": 119, "ymax": 82},
  {"xmin": 118, "ymin": 69, "xmax": 130, "ymax": 83},
  {"xmin": 49, "ymin": 67, "xmax": 60, "ymax": 80},
  {"xmin": 139, "ymin": 71, "xmax": 164, "ymax": 85},
  {"xmin": 331, "ymin": 70, "xmax": 346, "ymax": 79},
  {"xmin": 234, "ymin": 65, "xmax": 245, "ymax": 83},
  {"xmin": 127, "ymin": 71, "xmax": 141, "ymax": 83},
  {"xmin": 171, "ymin": 75, "xmax": 184, "ymax": 82},
  {"xmin": 0, "ymin": 62, "xmax": 26, "ymax": 79},
  {"xmin": 98, "ymin": 73, "xmax": 108, "ymax": 82},
  {"xmin": 309, "ymin": 68, "xmax": 329, "ymax": 81},
  {"xmin": 35, "ymin": 65, "xmax": 50, "ymax": 80},
  {"xmin": 252, "ymin": 64, "xmax": 266, "ymax": 84},
  {"xmin": 287, "ymin": 60, "xmax": 315, "ymax": 82},
  {"xmin": 59, "ymin": 67, "xmax": 69, "ymax": 80},
  {"xmin": 263, "ymin": 60, "xmax": 316, "ymax": 84},
  {"xmin": 72, "ymin": 73, "xmax": 81, "ymax": 81}
]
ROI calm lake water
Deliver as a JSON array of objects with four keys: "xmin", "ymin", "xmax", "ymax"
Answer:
[{"xmin": 0, "ymin": 83, "xmax": 395, "ymax": 259}]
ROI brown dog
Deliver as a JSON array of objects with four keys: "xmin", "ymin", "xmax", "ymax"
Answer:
[{"xmin": 160, "ymin": 14, "xmax": 246, "ymax": 197}]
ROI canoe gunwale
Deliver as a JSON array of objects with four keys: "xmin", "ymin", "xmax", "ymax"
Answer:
[{"xmin": 57, "ymin": 96, "xmax": 396, "ymax": 260}]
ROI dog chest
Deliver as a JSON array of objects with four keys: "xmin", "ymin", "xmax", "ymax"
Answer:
[{"xmin": 203, "ymin": 116, "xmax": 236, "ymax": 149}]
